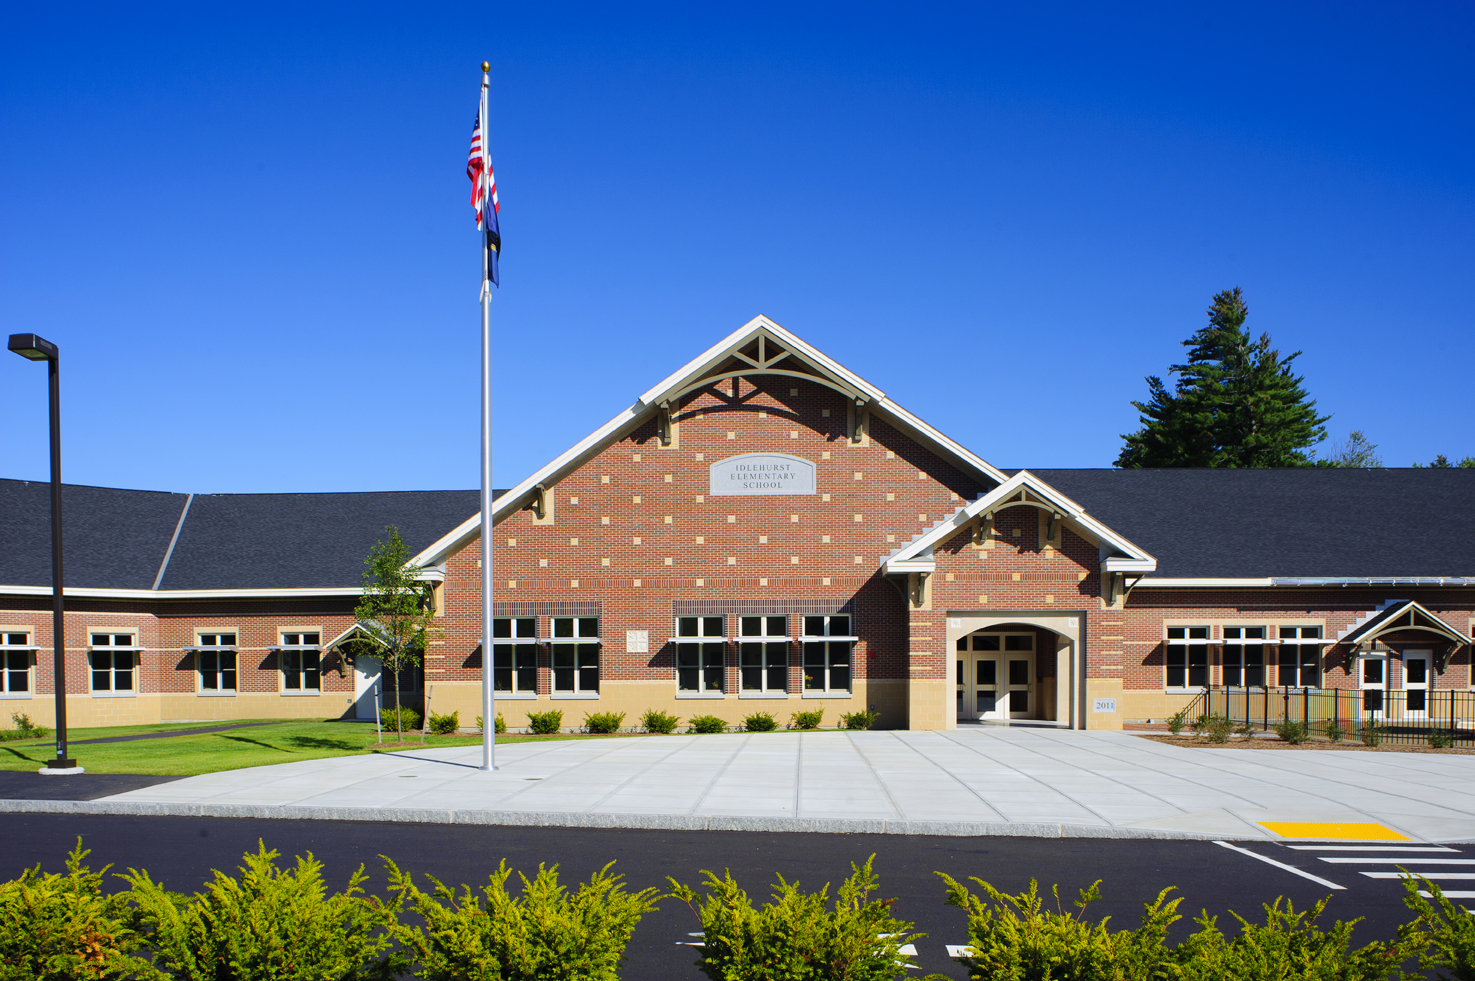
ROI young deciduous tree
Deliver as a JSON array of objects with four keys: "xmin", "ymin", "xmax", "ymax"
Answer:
[
  {"xmin": 352, "ymin": 526, "xmax": 437, "ymax": 741},
  {"xmin": 1317, "ymin": 430, "xmax": 1383, "ymax": 468},
  {"xmin": 1117, "ymin": 288, "xmax": 1330, "ymax": 468}
]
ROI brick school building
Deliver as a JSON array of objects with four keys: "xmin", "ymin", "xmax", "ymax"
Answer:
[{"xmin": 2, "ymin": 316, "xmax": 1472, "ymax": 731}]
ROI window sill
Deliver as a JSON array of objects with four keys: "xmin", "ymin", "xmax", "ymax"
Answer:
[
  {"xmin": 802, "ymin": 692, "xmax": 852, "ymax": 699},
  {"xmin": 0, "ymin": 692, "xmax": 32, "ymax": 700},
  {"xmin": 677, "ymin": 692, "xmax": 726, "ymax": 700},
  {"xmin": 492, "ymin": 692, "xmax": 538, "ymax": 700},
  {"xmin": 90, "ymin": 691, "xmax": 136, "ymax": 698},
  {"xmin": 280, "ymin": 690, "xmax": 321, "ymax": 697},
  {"xmin": 551, "ymin": 692, "xmax": 599, "ymax": 700},
  {"xmin": 196, "ymin": 690, "xmax": 236, "ymax": 697},
  {"xmin": 738, "ymin": 692, "xmax": 789, "ymax": 699}
]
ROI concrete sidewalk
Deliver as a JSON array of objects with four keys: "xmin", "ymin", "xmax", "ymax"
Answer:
[{"xmin": 7, "ymin": 728, "xmax": 1475, "ymax": 841}]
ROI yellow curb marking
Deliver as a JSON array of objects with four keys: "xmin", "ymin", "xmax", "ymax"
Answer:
[{"xmin": 1259, "ymin": 821, "xmax": 1409, "ymax": 841}]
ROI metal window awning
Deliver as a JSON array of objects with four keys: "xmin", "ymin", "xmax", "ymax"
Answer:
[
  {"xmin": 731, "ymin": 636, "xmax": 793, "ymax": 642},
  {"xmin": 0, "ymin": 645, "xmax": 41, "ymax": 651},
  {"xmin": 798, "ymin": 636, "xmax": 860, "ymax": 642},
  {"xmin": 543, "ymin": 637, "xmax": 602, "ymax": 644},
  {"xmin": 268, "ymin": 645, "xmax": 322, "ymax": 651},
  {"xmin": 669, "ymin": 636, "xmax": 726, "ymax": 643}
]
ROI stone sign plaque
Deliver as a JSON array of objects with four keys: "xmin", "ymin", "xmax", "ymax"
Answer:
[{"xmin": 709, "ymin": 453, "xmax": 816, "ymax": 496}]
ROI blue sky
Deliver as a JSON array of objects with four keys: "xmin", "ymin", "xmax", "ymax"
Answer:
[{"xmin": 3, "ymin": 2, "xmax": 1471, "ymax": 493}]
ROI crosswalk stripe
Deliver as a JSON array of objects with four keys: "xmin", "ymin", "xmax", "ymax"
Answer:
[
  {"xmin": 1321, "ymin": 858, "xmax": 1475, "ymax": 865},
  {"xmin": 946, "ymin": 944, "xmax": 973, "ymax": 959},
  {"xmin": 1363, "ymin": 872, "xmax": 1475, "ymax": 879},
  {"xmin": 1421, "ymin": 891, "xmax": 1475, "ymax": 899},
  {"xmin": 1215, "ymin": 840, "xmax": 1345, "ymax": 890},
  {"xmin": 1288, "ymin": 845, "xmax": 1455, "ymax": 852}
]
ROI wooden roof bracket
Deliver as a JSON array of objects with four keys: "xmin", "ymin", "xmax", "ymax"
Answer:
[
  {"xmin": 531, "ymin": 483, "xmax": 548, "ymax": 520},
  {"xmin": 657, "ymin": 400, "xmax": 673, "ymax": 446},
  {"xmin": 973, "ymin": 511, "xmax": 994, "ymax": 545}
]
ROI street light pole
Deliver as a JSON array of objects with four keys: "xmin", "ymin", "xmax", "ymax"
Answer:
[{"xmin": 8, "ymin": 333, "xmax": 78, "ymax": 773}]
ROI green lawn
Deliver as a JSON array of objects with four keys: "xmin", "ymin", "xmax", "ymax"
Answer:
[{"xmin": 0, "ymin": 720, "xmax": 567, "ymax": 776}]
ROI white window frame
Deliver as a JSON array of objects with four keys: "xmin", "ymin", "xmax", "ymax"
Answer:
[
  {"xmin": 674, "ymin": 615, "xmax": 725, "ymax": 697},
  {"xmin": 800, "ymin": 614, "xmax": 854, "ymax": 697},
  {"xmin": 89, "ymin": 633, "xmax": 140, "ymax": 696},
  {"xmin": 737, "ymin": 615, "xmax": 789, "ymax": 696},
  {"xmin": 492, "ymin": 616, "xmax": 539, "ymax": 698},
  {"xmin": 549, "ymin": 617, "xmax": 600, "ymax": 698},
  {"xmin": 192, "ymin": 632, "xmax": 238, "ymax": 696},
  {"xmin": 1359, "ymin": 650, "xmax": 1387, "ymax": 717},
  {"xmin": 1221, "ymin": 626, "xmax": 1267, "ymax": 688},
  {"xmin": 0, "ymin": 632, "xmax": 36, "ymax": 699},
  {"xmin": 1277, "ymin": 625, "xmax": 1325, "ymax": 689},
  {"xmin": 1165, "ymin": 626, "xmax": 1209, "ymax": 690},
  {"xmin": 278, "ymin": 631, "xmax": 322, "ymax": 695}
]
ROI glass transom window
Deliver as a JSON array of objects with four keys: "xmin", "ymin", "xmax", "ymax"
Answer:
[
  {"xmin": 90, "ymin": 633, "xmax": 136, "ymax": 693},
  {"xmin": 280, "ymin": 632, "xmax": 321, "ymax": 691},
  {"xmin": 1165, "ymin": 627, "xmax": 1208, "ymax": 689},
  {"xmin": 676, "ymin": 616, "xmax": 724, "ymax": 693},
  {"xmin": 550, "ymin": 617, "xmax": 599, "ymax": 694},
  {"xmin": 739, "ymin": 616, "xmax": 788, "ymax": 693},
  {"xmin": 197, "ymin": 633, "xmax": 237, "ymax": 692},
  {"xmin": 492, "ymin": 617, "xmax": 538, "ymax": 694},
  {"xmin": 801, "ymin": 615, "xmax": 852, "ymax": 693}
]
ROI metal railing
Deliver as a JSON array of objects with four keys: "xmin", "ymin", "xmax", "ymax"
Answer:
[{"xmin": 1196, "ymin": 686, "xmax": 1474, "ymax": 747}]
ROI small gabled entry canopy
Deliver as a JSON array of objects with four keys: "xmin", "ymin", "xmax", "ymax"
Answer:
[
  {"xmin": 322, "ymin": 622, "xmax": 389, "ymax": 654},
  {"xmin": 883, "ymin": 470, "xmax": 1157, "ymax": 578},
  {"xmin": 1338, "ymin": 600, "xmax": 1472, "ymax": 669}
]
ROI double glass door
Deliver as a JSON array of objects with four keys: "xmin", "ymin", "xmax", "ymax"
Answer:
[{"xmin": 956, "ymin": 633, "xmax": 1033, "ymax": 721}]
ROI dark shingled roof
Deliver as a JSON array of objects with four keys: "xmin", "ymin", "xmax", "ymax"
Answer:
[
  {"xmin": 0, "ymin": 479, "xmax": 482, "ymax": 591},
  {"xmin": 1021, "ymin": 468, "xmax": 1475, "ymax": 579}
]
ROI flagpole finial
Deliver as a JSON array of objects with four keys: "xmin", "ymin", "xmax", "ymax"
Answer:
[{"xmin": 481, "ymin": 61, "xmax": 490, "ymax": 73}]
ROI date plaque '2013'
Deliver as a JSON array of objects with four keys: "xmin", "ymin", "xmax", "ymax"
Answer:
[{"xmin": 709, "ymin": 453, "xmax": 816, "ymax": 496}]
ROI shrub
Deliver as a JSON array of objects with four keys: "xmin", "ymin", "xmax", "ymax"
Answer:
[
  {"xmin": 840, "ymin": 710, "xmax": 880, "ymax": 730},
  {"xmin": 1325, "ymin": 721, "xmax": 1346, "ymax": 744},
  {"xmin": 790, "ymin": 708, "xmax": 824, "ymax": 730},
  {"xmin": 124, "ymin": 840, "xmax": 404, "ymax": 981},
  {"xmin": 670, "ymin": 855, "xmax": 922, "ymax": 981},
  {"xmin": 387, "ymin": 858, "xmax": 659, "ymax": 981},
  {"xmin": 475, "ymin": 714, "xmax": 508, "ymax": 734},
  {"xmin": 1167, "ymin": 711, "xmax": 1187, "ymax": 736},
  {"xmin": 689, "ymin": 715, "xmax": 726, "ymax": 734},
  {"xmin": 1360, "ymin": 724, "xmax": 1383, "ymax": 748},
  {"xmin": 1202, "ymin": 714, "xmax": 1234, "ymax": 744},
  {"xmin": 1170, "ymin": 894, "xmax": 1422, "ymax": 981},
  {"xmin": 1273, "ymin": 720, "xmax": 1308, "ymax": 745},
  {"xmin": 585, "ymin": 711, "xmax": 626, "ymax": 734},
  {"xmin": 1405, "ymin": 875, "xmax": 1475, "ymax": 981},
  {"xmin": 743, "ymin": 711, "xmax": 777, "ymax": 732},
  {"xmin": 527, "ymin": 710, "xmax": 563, "ymax": 735},
  {"xmin": 1234, "ymin": 720, "xmax": 1256, "ymax": 739},
  {"xmin": 380, "ymin": 706, "xmax": 422, "ymax": 735},
  {"xmin": 938, "ymin": 874, "xmax": 1180, "ymax": 981},
  {"xmin": 428, "ymin": 710, "xmax": 460, "ymax": 735},
  {"xmin": 2, "ymin": 711, "xmax": 49, "ymax": 742},
  {"xmin": 642, "ymin": 709, "xmax": 679, "ymax": 734},
  {"xmin": 0, "ymin": 839, "xmax": 153, "ymax": 980},
  {"xmin": 1429, "ymin": 729, "xmax": 1454, "ymax": 749},
  {"xmin": 1190, "ymin": 713, "xmax": 1210, "ymax": 737}
]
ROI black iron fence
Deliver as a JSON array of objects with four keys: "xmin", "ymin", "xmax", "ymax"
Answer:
[{"xmin": 1187, "ymin": 686, "xmax": 1474, "ymax": 748}]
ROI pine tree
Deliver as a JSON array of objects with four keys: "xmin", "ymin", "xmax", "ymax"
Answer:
[{"xmin": 1117, "ymin": 288, "xmax": 1330, "ymax": 468}]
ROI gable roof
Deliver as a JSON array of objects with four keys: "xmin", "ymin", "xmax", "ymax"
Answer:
[
  {"xmin": 0, "ymin": 478, "xmax": 482, "ymax": 596},
  {"xmin": 410, "ymin": 315, "xmax": 1010, "ymax": 568},
  {"xmin": 1023, "ymin": 468, "xmax": 1475, "ymax": 582},
  {"xmin": 1338, "ymin": 599, "xmax": 1473, "ymax": 648},
  {"xmin": 882, "ymin": 469, "xmax": 1157, "ymax": 576}
]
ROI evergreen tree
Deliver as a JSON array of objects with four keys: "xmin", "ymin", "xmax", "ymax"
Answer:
[{"xmin": 1117, "ymin": 288, "xmax": 1330, "ymax": 468}]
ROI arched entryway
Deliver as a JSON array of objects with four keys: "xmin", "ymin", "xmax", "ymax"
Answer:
[{"xmin": 946, "ymin": 613, "xmax": 1082, "ymax": 728}]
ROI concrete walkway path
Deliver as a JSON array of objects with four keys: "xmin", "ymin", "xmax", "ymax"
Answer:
[{"xmin": 7, "ymin": 728, "xmax": 1474, "ymax": 841}]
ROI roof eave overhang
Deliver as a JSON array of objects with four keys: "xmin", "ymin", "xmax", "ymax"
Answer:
[
  {"xmin": 1137, "ymin": 576, "xmax": 1475, "ymax": 588},
  {"xmin": 0, "ymin": 584, "xmax": 363, "ymax": 601}
]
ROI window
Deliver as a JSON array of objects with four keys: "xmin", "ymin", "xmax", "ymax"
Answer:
[
  {"xmin": 492, "ymin": 617, "xmax": 538, "ymax": 694},
  {"xmin": 1361, "ymin": 657, "xmax": 1385, "ymax": 712},
  {"xmin": 90, "ymin": 633, "xmax": 135, "ymax": 693},
  {"xmin": 1222, "ymin": 627, "xmax": 1265, "ymax": 687},
  {"xmin": 801, "ymin": 615, "xmax": 853, "ymax": 693},
  {"xmin": 1165, "ymin": 627, "xmax": 1208, "ymax": 689},
  {"xmin": 0, "ymin": 633, "xmax": 33, "ymax": 696},
  {"xmin": 1278, "ymin": 626, "xmax": 1322, "ymax": 688},
  {"xmin": 551, "ymin": 617, "xmax": 599, "ymax": 694},
  {"xmin": 676, "ymin": 616, "xmax": 724, "ymax": 693},
  {"xmin": 280, "ymin": 632, "xmax": 321, "ymax": 691},
  {"xmin": 197, "ymin": 633, "xmax": 237, "ymax": 692},
  {"xmin": 739, "ymin": 615, "xmax": 788, "ymax": 693}
]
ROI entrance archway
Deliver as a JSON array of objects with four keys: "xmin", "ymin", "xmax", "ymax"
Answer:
[{"xmin": 946, "ymin": 613, "xmax": 1082, "ymax": 728}]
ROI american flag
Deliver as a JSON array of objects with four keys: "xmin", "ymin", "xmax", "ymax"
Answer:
[{"xmin": 468, "ymin": 111, "xmax": 500, "ymax": 285}]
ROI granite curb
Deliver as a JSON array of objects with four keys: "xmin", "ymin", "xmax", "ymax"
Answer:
[{"xmin": 0, "ymin": 798, "xmax": 1237, "ymax": 840}]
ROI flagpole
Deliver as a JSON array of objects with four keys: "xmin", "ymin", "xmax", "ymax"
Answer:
[{"xmin": 478, "ymin": 61, "xmax": 497, "ymax": 771}]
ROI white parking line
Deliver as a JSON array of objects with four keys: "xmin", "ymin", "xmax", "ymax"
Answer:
[{"xmin": 1214, "ymin": 840, "xmax": 1345, "ymax": 890}]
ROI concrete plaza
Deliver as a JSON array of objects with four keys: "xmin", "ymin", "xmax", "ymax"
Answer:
[{"xmin": 8, "ymin": 727, "xmax": 1475, "ymax": 841}]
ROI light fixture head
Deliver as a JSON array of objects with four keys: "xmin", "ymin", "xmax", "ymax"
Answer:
[{"xmin": 8, "ymin": 333, "xmax": 57, "ymax": 362}]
